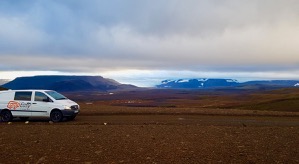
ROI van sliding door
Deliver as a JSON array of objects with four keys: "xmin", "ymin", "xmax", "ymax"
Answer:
[{"xmin": 10, "ymin": 91, "xmax": 32, "ymax": 117}]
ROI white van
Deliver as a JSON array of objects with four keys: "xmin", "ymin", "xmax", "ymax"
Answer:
[{"xmin": 0, "ymin": 90, "xmax": 79, "ymax": 122}]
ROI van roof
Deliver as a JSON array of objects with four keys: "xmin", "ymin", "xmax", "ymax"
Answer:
[{"xmin": 0, "ymin": 89, "xmax": 53, "ymax": 92}]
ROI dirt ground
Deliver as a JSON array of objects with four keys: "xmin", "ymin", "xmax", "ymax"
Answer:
[{"xmin": 1, "ymin": 112, "xmax": 299, "ymax": 164}]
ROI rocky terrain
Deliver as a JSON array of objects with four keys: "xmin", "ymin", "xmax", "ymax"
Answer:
[
  {"xmin": 1, "ymin": 88, "xmax": 299, "ymax": 163},
  {"xmin": 1, "ymin": 104, "xmax": 299, "ymax": 163}
]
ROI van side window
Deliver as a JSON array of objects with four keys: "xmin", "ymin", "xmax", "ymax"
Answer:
[
  {"xmin": 14, "ymin": 92, "xmax": 32, "ymax": 101},
  {"xmin": 35, "ymin": 92, "xmax": 51, "ymax": 102}
]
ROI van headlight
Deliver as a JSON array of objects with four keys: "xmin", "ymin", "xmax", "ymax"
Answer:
[{"xmin": 64, "ymin": 106, "xmax": 72, "ymax": 110}]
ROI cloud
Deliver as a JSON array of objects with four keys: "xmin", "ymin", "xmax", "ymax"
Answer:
[{"xmin": 1, "ymin": 0, "xmax": 299, "ymax": 76}]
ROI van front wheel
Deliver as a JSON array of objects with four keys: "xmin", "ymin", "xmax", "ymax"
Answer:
[{"xmin": 50, "ymin": 110, "xmax": 63, "ymax": 122}]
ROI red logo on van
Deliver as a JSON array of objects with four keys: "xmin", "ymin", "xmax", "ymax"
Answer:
[{"xmin": 7, "ymin": 101, "xmax": 20, "ymax": 110}]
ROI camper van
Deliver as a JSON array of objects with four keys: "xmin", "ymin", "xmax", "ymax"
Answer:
[{"xmin": 0, "ymin": 90, "xmax": 79, "ymax": 122}]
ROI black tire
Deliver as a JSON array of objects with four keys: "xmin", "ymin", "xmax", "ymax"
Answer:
[
  {"xmin": 50, "ymin": 110, "xmax": 63, "ymax": 122},
  {"xmin": 19, "ymin": 117, "xmax": 29, "ymax": 121},
  {"xmin": 1, "ymin": 110, "xmax": 13, "ymax": 122}
]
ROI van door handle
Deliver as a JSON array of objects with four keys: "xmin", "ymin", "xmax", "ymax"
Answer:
[{"xmin": 32, "ymin": 103, "xmax": 37, "ymax": 104}]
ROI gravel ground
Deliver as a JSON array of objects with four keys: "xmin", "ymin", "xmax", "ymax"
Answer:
[{"xmin": 0, "ymin": 115, "xmax": 299, "ymax": 164}]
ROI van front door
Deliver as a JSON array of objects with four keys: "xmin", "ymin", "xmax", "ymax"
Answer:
[{"xmin": 30, "ymin": 91, "xmax": 52, "ymax": 116}]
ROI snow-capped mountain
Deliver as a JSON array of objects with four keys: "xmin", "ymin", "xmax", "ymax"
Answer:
[
  {"xmin": 157, "ymin": 79, "xmax": 299, "ymax": 89},
  {"xmin": 157, "ymin": 78, "xmax": 239, "ymax": 88}
]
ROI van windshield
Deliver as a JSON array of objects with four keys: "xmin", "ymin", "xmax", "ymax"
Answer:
[{"xmin": 45, "ymin": 91, "xmax": 67, "ymax": 100}]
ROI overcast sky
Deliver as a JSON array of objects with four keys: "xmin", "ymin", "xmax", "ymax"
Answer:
[{"xmin": 1, "ymin": 0, "xmax": 299, "ymax": 86}]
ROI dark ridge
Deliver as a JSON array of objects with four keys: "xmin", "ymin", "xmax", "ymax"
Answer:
[{"xmin": 2, "ymin": 75, "xmax": 137, "ymax": 92}]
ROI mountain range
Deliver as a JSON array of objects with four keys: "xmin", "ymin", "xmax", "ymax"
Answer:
[
  {"xmin": 1, "ymin": 76, "xmax": 299, "ymax": 92},
  {"xmin": 1, "ymin": 75, "xmax": 137, "ymax": 92},
  {"xmin": 157, "ymin": 78, "xmax": 299, "ymax": 89}
]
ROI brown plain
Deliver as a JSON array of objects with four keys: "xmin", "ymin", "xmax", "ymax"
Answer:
[{"xmin": 1, "ymin": 88, "xmax": 299, "ymax": 163}]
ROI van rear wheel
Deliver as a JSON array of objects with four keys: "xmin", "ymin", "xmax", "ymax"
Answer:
[
  {"xmin": 1, "ymin": 110, "xmax": 13, "ymax": 122},
  {"xmin": 50, "ymin": 110, "xmax": 63, "ymax": 122}
]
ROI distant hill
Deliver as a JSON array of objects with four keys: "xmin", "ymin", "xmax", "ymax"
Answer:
[
  {"xmin": 157, "ymin": 78, "xmax": 299, "ymax": 89},
  {"xmin": 0, "ymin": 86, "xmax": 7, "ymax": 91},
  {"xmin": 2, "ymin": 75, "xmax": 137, "ymax": 92},
  {"xmin": 242, "ymin": 80, "xmax": 299, "ymax": 86}
]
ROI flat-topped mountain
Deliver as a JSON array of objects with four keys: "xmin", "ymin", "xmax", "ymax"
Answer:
[{"xmin": 2, "ymin": 75, "xmax": 137, "ymax": 92}]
